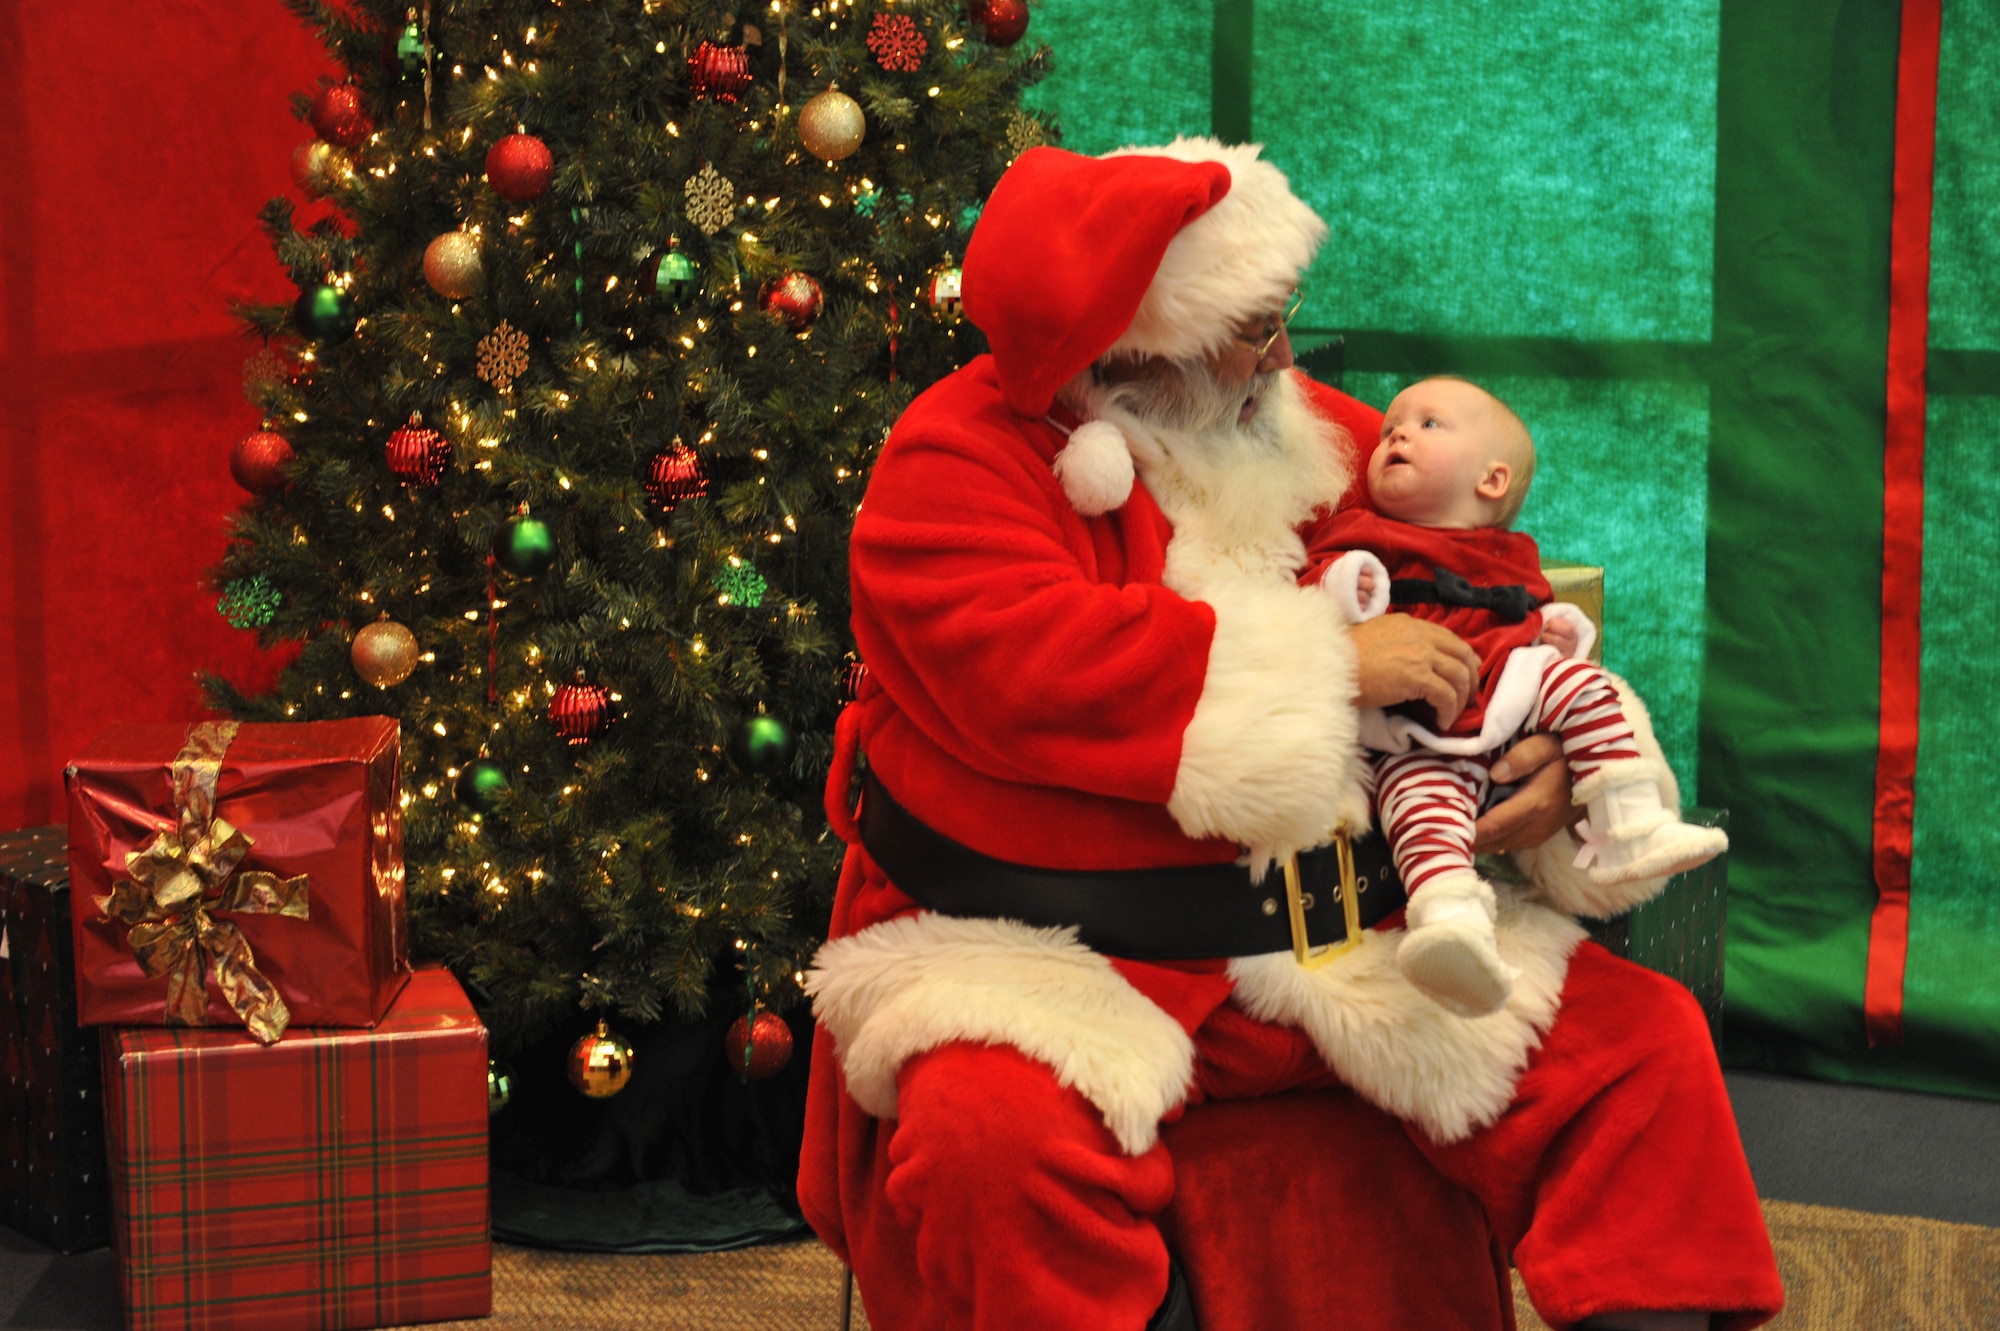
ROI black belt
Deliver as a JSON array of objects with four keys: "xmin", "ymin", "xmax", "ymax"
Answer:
[{"xmin": 856, "ymin": 770, "xmax": 1407, "ymax": 962}]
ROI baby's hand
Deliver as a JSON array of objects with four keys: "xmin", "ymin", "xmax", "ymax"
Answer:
[
  {"xmin": 1539, "ymin": 614, "xmax": 1580, "ymax": 657},
  {"xmin": 1356, "ymin": 565, "xmax": 1377, "ymax": 604}
]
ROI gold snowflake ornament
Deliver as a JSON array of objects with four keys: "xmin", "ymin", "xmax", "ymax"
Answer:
[
  {"xmin": 477, "ymin": 320, "xmax": 531, "ymax": 390},
  {"xmin": 684, "ymin": 164, "xmax": 736, "ymax": 236},
  {"xmin": 1005, "ymin": 111, "xmax": 1047, "ymax": 159}
]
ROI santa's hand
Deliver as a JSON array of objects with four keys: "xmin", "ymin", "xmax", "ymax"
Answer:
[
  {"xmin": 1349, "ymin": 614, "xmax": 1478, "ymax": 730},
  {"xmin": 1538, "ymin": 615, "xmax": 1580, "ymax": 658},
  {"xmin": 1475, "ymin": 734, "xmax": 1580, "ymax": 852}
]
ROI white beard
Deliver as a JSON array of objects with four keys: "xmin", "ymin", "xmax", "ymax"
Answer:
[{"xmin": 1067, "ymin": 369, "xmax": 1353, "ymax": 590}]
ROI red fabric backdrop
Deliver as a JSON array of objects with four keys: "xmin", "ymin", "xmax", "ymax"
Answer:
[{"xmin": 0, "ymin": 4, "xmax": 330, "ymax": 827}]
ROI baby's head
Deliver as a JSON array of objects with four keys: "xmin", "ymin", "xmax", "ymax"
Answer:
[{"xmin": 1367, "ymin": 377, "xmax": 1535, "ymax": 529}]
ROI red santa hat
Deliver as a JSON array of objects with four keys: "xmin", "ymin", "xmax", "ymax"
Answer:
[{"xmin": 961, "ymin": 138, "xmax": 1328, "ymax": 514}]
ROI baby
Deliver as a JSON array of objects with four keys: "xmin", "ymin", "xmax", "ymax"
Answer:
[{"xmin": 1317, "ymin": 377, "xmax": 1726, "ymax": 1018}]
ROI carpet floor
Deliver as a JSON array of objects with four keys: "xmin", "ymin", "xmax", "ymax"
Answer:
[{"xmin": 375, "ymin": 1199, "xmax": 2000, "ymax": 1331}]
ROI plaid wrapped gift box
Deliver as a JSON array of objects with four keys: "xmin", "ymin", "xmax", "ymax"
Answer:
[
  {"xmin": 0, "ymin": 826, "xmax": 111, "ymax": 1252},
  {"xmin": 101, "ymin": 966, "xmax": 492, "ymax": 1330},
  {"xmin": 67, "ymin": 718, "xmax": 410, "ymax": 1041}
]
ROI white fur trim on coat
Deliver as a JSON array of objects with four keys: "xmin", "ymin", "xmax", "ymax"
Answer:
[
  {"xmin": 1510, "ymin": 673, "xmax": 1680, "ymax": 919},
  {"xmin": 1360, "ymin": 643, "xmax": 1565, "ymax": 757},
  {"xmin": 1105, "ymin": 138, "xmax": 1326, "ymax": 366},
  {"xmin": 1165, "ymin": 577, "xmax": 1371, "ymax": 872},
  {"xmin": 1228, "ymin": 891, "xmax": 1586, "ymax": 1144},
  {"xmin": 1540, "ymin": 600, "xmax": 1599, "ymax": 662},
  {"xmin": 1050, "ymin": 418, "xmax": 1136, "ymax": 515},
  {"xmin": 805, "ymin": 913, "xmax": 1197, "ymax": 1156}
]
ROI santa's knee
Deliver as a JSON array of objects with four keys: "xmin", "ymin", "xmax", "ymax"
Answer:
[{"xmin": 885, "ymin": 1041, "xmax": 1169, "ymax": 1229}]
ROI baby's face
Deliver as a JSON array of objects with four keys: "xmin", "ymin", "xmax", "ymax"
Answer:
[{"xmin": 1368, "ymin": 379, "xmax": 1517, "ymax": 528}]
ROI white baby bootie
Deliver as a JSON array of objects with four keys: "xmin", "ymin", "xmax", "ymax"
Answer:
[
  {"xmin": 1574, "ymin": 763, "xmax": 1728, "ymax": 888},
  {"xmin": 1397, "ymin": 871, "xmax": 1518, "ymax": 1018}
]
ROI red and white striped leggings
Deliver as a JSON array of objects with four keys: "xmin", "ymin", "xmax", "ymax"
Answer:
[{"xmin": 1375, "ymin": 656, "xmax": 1643, "ymax": 895}]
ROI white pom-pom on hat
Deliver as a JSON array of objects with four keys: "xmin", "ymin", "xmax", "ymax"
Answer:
[{"xmin": 1052, "ymin": 419, "xmax": 1136, "ymax": 516}]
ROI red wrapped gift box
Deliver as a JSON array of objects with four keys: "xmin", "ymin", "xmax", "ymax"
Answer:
[
  {"xmin": 67, "ymin": 718, "xmax": 410, "ymax": 1041},
  {"xmin": 101, "ymin": 966, "xmax": 492, "ymax": 1331}
]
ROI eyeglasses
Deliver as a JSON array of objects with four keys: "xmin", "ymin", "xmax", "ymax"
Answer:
[{"xmin": 1247, "ymin": 289, "xmax": 1306, "ymax": 360}]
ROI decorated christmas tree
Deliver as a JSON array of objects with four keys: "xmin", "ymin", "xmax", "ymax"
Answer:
[{"xmin": 211, "ymin": 0, "xmax": 1052, "ymax": 1120}]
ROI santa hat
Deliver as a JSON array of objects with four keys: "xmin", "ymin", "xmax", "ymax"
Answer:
[{"xmin": 961, "ymin": 138, "xmax": 1327, "ymax": 514}]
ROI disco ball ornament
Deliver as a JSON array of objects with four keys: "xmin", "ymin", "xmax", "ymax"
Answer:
[
  {"xmin": 730, "ymin": 714, "xmax": 794, "ymax": 776},
  {"xmin": 455, "ymin": 758, "xmax": 511, "ymax": 813},
  {"xmin": 759, "ymin": 271, "xmax": 823, "ymax": 332},
  {"xmin": 393, "ymin": 16, "xmax": 426, "ymax": 77},
  {"xmin": 798, "ymin": 87, "xmax": 865, "ymax": 161},
  {"xmin": 385, "ymin": 414, "xmax": 450, "ymax": 485},
  {"xmin": 644, "ymin": 443, "xmax": 709, "ymax": 511},
  {"xmin": 290, "ymin": 140, "xmax": 340, "ymax": 198},
  {"xmin": 309, "ymin": 82, "xmax": 372, "ymax": 147},
  {"xmin": 725, "ymin": 1011, "xmax": 794, "ymax": 1080},
  {"xmin": 926, "ymin": 259, "xmax": 965, "ymax": 324},
  {"xmin": 494, "ymin": 515, "xmax": 557, "ymax": 576},
  {"xmin": 293, "ymin": 283, "xmax": 357, "ymax": 343},
  {"xmin": 549, "ymin": 677, "xmax": 614, "ymax": 746},
  {"xmin": 977, "ymin": 0, "xmax": 1030, "ymax": 46},
  {"xmin": 487, "ymin": 1059, "xmax": 515, "ymax": 1115},
  {"xmin": 423, "ymin": 231, "xmax": 483, "ymax": 300},
  {"xmin": 230, "ymin": 430, "xmax": 294, "ymax": 496},
  {"xmin": 687, "ymin": 41, "xmax": 753, "ymax": 103},
  {"xmin": 485, "ymin": 132, "xmax": 554, "ymax": 203},
  {"xmin": 351, "ymin": 618, "xmax": 420, "ymax": 688},
  {"xmin": 568, "ymin": 1020, "xmax": 635, "ymax": 1098},
  {"xmin": 646, "ymin": 248, "xmax": 698, "ymax": 307}
]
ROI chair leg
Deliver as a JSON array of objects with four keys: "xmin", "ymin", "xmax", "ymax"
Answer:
[{"xmin": 839, "ymin": 1266, "xmax": 854, "ymax": 1331}]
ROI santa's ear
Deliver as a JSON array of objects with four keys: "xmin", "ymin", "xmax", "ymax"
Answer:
[{"xmin": 1475, "ymin": 461, "xmax": 1512, "ymax": 502}]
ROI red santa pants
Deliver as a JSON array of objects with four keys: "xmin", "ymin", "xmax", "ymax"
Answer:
[{"xmin": 810, "ymin": 944, "xmax": 1782, "ymax": 1331}]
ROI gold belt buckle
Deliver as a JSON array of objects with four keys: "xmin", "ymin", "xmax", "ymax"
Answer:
[{"xmin": 1283, "ymin": 826, "xmax": 1366, "ymax": 971}]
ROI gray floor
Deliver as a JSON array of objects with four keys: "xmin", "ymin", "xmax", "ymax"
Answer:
[{"xmin": 2, "ymin": 1072, "xmax": 1996, "ymax": 1329}]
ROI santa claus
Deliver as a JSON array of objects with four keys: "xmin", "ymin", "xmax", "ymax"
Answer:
[{"xmin": 801, "ymin": 139, "xmax": 1783, "ymax": 1331}]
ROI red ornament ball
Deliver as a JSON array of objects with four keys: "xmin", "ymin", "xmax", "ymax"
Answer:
[
  {"xmin": 230, "ymin": 430, "xmax": 294, "ymax": 496},
  {"xmin": 385, "ymin": 416, "xmax": 450, "ymax": 485},
  {"xmin": 725, "ymin": 1011, "xmax": 794, "ymax": 1080},
  {"xmin": 486, "ymin": 133, "xmax": 554, "ymax": 203},
  {"xmin": 645, "ymin": 444, "xmax": 710, "ymax": 511},
  {"xmin": 549, "ymin": 679, "xmax": 614, "ymax": 746},
  {"xmin": 308, "ymin": 83, "xmax": 373, "ymax": 148},
  {"xmin": 688, "ymin": 41, "xmax": 753, "ymax": 103},
  {"xmin": 978, "ymin": 0, "xmax": 1030, "ymax": 46},
  {"xmin": 759, "ymin": 271, "xmax": 823, "ymax": 332},
  {"xmin": 840, "ymin": 654, "xmax": 869, "ymax": 704}
]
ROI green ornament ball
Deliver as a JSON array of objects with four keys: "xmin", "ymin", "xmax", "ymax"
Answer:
[
  {"xmin": 494, "ymin": 516, "xmax": 556, "ymax": 576},
  {"xmin": 456, "ymin": 758, "xmax": 511, "ymax": 813},
  {"xmin": 293, "ymin": 284, "xmax": 357, "ymax": 343},
  {"xmin": 730, "ymin": 715, "xmax": 794, "ymax": 776},
  {"xmin": 649, "ymin": 249, "xmax": 698, "ymax": 307}
]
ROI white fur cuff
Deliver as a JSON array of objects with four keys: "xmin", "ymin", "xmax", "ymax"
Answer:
[
  {"xmin": 1320, "ymin": 550, "xmax": 1390, "ymax": 624},
  {"xmin": 805, "ymin": 913, "xmax": 1198, "ymax": 1156},
  {"xmin": 1540, "ymin": 601, "xmax": 1599, "ymax": 662}
]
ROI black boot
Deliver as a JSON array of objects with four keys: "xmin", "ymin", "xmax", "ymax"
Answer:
[{"xmin": 1146, "ymin": 1261, "xmax": 1199, "ymax": 1331}]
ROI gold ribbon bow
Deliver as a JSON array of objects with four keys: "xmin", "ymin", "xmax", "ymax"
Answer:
[{"xmin": 95, "ymin": 722, "xmax": 310, "ymax": 1045}]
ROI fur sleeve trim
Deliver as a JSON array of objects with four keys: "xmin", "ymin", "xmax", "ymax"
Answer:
[
  {"xmin": 1540, "ymin": 601, "xmax": 1599, "ymax": 662},
  {"xmin": 1318, "ymin": 550, "xmax": 1390, "ymax": 623},
  {"xmin": 1510, "ymin": 671, "xmax": 1681, "ymax": 918},
  {"xmin": 1228, "ymin": 896, "xmax": 1586, "ymax": 1143},
  {"xmin": 805, "ymin": 913, "xmax": 1197, "ymax": 1156},
  {"xmin": 1166, "ymin": 579, "xmax": 1371, "ymax": 871}
]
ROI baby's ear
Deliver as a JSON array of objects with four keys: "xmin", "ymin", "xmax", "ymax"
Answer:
[{"xmin": 1475, "ymin": 460, "xmax": 1512, "ymax": 501}]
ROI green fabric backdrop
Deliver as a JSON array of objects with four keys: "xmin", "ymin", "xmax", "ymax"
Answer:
[{"xmin": 1026, "ymin": 0, "xmax": 2000, "ymax": 1099}]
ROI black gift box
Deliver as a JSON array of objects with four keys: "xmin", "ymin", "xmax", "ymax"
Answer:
[{"xmin": 0, "ymin": 826, "xmax": 109, "ymax": 1252}]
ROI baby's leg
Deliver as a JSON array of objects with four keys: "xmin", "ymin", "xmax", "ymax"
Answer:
[
  {"xmin": 1529, "ymin": 658, "xmax": 1727, "ymax": 885},
  {"xmin": 1376, "ymin": 751, "xmax": 1516, "ymax": 1017}
]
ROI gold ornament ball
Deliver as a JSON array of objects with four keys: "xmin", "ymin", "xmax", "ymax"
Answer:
[
  {"xmin": 351, "ymin": 619, "xmax": 420, "ymax": 688},
  {"xmin": 798, "ymin": 88, "xmax": 866, "ymax": 162},
  {"xmin": 567, "ymin": 1020, "xmax": 636, "ymax": 1098},
  {"xmin": 423, "ymin": 231, "xmax": 484, "ymax": 300},
  {"xmin": 290, "ymin": 140, "xmax": 341, "ymax": 198}
]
